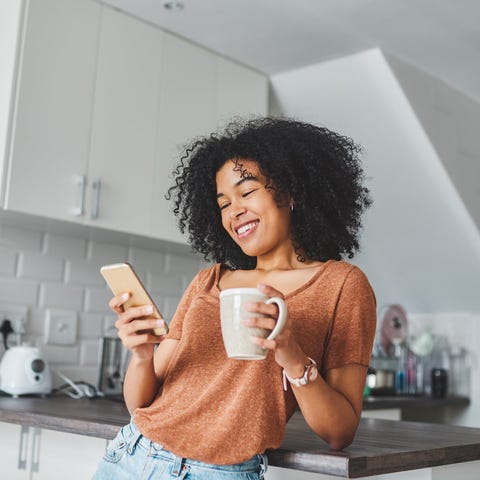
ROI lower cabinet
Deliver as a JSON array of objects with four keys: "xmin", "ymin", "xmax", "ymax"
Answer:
[{"xmin": 0, "ymin": 422, "xmax": 107, "ymax": 479}]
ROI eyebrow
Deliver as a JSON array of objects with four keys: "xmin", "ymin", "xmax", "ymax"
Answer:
[{"xmin": 216, "ymin": 176, "xmax": 259, "ymax": 199}]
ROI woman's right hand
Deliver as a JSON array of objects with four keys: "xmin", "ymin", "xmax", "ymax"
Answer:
[{"xmin": 109, "ymin": 292, "xmax": 166, "ymax": 361}]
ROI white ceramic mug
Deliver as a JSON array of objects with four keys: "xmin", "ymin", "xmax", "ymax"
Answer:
[{"xmin": 219, "ymin": 288, "xmax": 287, "ymax": 360}]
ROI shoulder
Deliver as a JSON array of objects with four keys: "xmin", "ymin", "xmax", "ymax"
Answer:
[
  {"xmin": 188, "ymin": 263, "xmax": 221, "ymax": 291},
  {"xmin": 324, "ymin": 260, "xmax": 368, "ymax": 283}
]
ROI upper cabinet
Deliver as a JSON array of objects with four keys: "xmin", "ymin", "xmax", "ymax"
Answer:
[
  {"xmin": 4, "ymin": 0, "xmax": 100, "ymax": 222},
  {"xmin": 2, "ymin": 0, "xmax": 268, "ymax": 244},
  {"xmin": 87, "ymin": 7, "xmax": 163, "ymax": 236}
]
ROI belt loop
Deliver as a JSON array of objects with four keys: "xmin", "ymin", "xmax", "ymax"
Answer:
[
  {"xmin": 171, "ymin": 455, "xmax": 183, "ymax": 477},
  {"xmin": 127, "ymin": 430, "xmax": 142, "ymax": 455},
  {"xmin": 259, "ymin": 454, "xmax": 268, "ymax": 478}
]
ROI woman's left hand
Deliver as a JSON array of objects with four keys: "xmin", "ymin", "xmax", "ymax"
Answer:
[{"xmin": 244, "ymin": 283, "xmax": 306, "ymax": 370}]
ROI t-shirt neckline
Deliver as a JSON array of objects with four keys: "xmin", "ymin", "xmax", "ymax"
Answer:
[{"xmin": 214, "ymin": 259, "xmax": 335, "ymax": 299}]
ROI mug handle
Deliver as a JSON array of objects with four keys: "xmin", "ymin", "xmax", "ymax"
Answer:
[{"xmin": 265, "ymin": 297, "xmax": 287, "ymax": 340}]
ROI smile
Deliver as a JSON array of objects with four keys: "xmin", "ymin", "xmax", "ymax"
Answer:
[{"xmin": 235, "ymin": 221, "xmax": 259, "ymax": 238}]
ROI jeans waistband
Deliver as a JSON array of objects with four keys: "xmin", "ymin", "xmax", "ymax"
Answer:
[{"xmin": 124, "ymin": 421, "xmax": 267, "ymax": 474}]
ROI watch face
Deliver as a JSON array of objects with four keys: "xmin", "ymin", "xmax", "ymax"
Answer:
[{"xmin": 307, "ymin": 365, "xmax": 319, "ymax": 383}]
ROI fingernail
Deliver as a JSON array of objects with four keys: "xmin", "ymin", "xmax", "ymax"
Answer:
[
  {"xmin": 257, "ymin": 283, "xmax": 267, "ymax": 289},
  {"xmin": 121, "ymin": 293, "xmax": 130, "ymax": 301},
  {"xmin": 155, "ymin": 320, "xmax": 164, "ymax": 327},
  {"xmin": 143, "ymin": 305, "xmax": 153, "ymax": 314}
]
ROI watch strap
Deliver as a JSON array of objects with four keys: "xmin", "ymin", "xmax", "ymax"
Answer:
[{"xmin": 282, "ymin": 357, "xmax": 318, "ymax": 391}]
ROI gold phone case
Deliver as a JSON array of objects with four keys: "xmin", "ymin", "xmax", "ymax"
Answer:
[{"xmin": 100, "ymin": 262, "xmax": 168, "ymax": 336}]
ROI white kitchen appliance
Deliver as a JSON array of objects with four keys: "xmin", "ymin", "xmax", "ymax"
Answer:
[{"xmin": 0, "ymin": 345, "xmax": 52, "ymax": 397}]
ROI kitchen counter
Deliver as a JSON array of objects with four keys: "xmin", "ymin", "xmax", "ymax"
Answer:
[{"xmin": 0, "ymin": 396, "xmax": 479, "ymax": 478}]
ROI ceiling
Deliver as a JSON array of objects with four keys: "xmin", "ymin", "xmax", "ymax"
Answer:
[{"xmin": 102, "ymin": 0, "xmax": 480, "ymax": 102}]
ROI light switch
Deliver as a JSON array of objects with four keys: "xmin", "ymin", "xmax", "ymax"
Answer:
[{"xmin": 44, "ymin": 309, "xmax": 78, "ymax": 345}]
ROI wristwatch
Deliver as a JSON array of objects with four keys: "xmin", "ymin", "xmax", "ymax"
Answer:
[{"xmin": 282, "ymin": 357, "xmax": 318, "ymax": 390}]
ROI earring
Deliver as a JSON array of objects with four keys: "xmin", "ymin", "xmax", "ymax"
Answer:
[{"xmin": 289, "ymin": 203, "xmax": 294, "ymax": 212}]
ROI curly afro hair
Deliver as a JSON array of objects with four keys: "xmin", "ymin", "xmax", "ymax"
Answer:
[{"xmin": 167, "ymin": 116, "xmax": 372, "ymax": 269}]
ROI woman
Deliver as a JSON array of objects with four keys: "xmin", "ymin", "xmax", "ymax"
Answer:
[{"xmin": 93, "ymin": 117, "xmax": 376, "ymax": 479}]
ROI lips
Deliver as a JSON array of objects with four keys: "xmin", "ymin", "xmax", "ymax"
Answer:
[{"xmin": 234, "ymin": 221, "xmax": 259, "ymax": 238}]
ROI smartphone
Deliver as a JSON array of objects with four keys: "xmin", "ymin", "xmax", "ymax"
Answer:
[{"xmin": 100, "ymin": 262, "xmax": 168, "ymax": 336}]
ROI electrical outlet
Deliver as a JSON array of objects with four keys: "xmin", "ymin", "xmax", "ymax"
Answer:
[
  {"xmin": 0, "ymin": 303, "xmax": 28, "ymax": 335},
  {"xmin": 45, "ymin": 309, "xmax": 78, "ymax": 345}
]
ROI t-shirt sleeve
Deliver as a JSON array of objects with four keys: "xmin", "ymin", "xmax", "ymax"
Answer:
[
  {"xmin": 163, "ymin": 270, "xmax": 204, "ymax": 341},
  {"xmin": 322, "ymin": 266, "xmax": 377, "ymax": 373}
]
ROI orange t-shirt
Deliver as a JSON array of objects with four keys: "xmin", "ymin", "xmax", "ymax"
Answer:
[{"xmin": 133, "ymin": 260, "xmax": 376, "ymax": 465}]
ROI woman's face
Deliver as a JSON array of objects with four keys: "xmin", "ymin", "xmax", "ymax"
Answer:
[{"xmin": 215, "ymin": 159, "xmax": 293, "ymax": 259}]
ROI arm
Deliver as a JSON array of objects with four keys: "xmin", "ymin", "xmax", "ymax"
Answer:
[
  {"xmin": 248, "ymin": 270, "xmax": 375, "ymax": 449},
  {"xmin": 109, "ymin": 294, "xmax": 179, "ymax": 414}
]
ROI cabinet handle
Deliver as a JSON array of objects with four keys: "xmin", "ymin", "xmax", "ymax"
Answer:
[
  {"xmin": 17, "ymin": 425, "xmax": 29, "ymax": 470},
  {"xmin": 30, "ymin": 428, "xmax": 42, "ymax": 475},
  {"xmin": 74, "ymin": 175, "xmax": 87, "ymax": 217},
  {"xmin": 91, "ymin": 178, "xmax": 101, "ymax": 219}
]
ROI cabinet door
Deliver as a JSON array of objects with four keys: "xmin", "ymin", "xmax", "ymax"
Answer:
[
  {"xmin": 0, "ymin": 422, "xmax": 25, "ymax": 480},
  {"xmin": 5, "ymin": 0, "xmax": 100, "ymax": 221},
  {"xmin": 34, "ymin": 429, "xmax": 106, "ymax": 480},
  {"xmin": 151, "ymin": 33, "xmax": 218, "ymax": 244},
  {"xmin": 216, "ymin": 58, "xmax": 269, "ymax": 122},
  {"xmin": 86, "ymin": 7, "xmax": 163, "ymax": 236}
]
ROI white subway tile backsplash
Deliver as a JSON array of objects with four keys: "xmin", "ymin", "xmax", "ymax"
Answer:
[
  {"xmin": 165, "ymin": 253, "xmax": 201, "ymax": 274},
  {"xmin": 80, "ymin": 339, "xmax": 101, "ymax": 366},
  {"xmin": 18, "ymin": 252, "xmax": 64, "ymax": 281},
  {"xmin": 41, "ymin": 343, "xmax": 80, "ymax": 365},
  {"xmin": 0, "ymin": 225, "xmax": 43, "ymax": 251},
  {"xmin": 0, "ymin": 246, "xmax": 17, "ymax": 275},
  {"xmin": 66, "ymin": 260, "xmax": 106, "ymax": 287},
  {"xmin": 103, "ymin": 314, "xmax": 118, "ymax": 336},
  {"xmin": 150, "ymin": 271, "xmax": 183, "ymax": 296},
  {"xmin": 0, "ymin": 277, "xmax": 38, "ymax": 305},
  {"xmin": 87, "ymin": 241, "xmax": 129, "ymax": 265},
  {"xmin": 44, "ymin": 233, "xmax": 87, "ymax": 260},
  {"xmin": 79, "ymin": 312, "xmax": 104, "ymax": 338},
  {"xmin": 163, "ymin": 295, "xmax": 182, "ymax": 321},
  {"xmin": 129, "ymin": 247, "xmax": 165, "ymax": 274},
  {"xmin": 84, "ymin": 287, "xmax": 111, "ymax": 314},
  {"xmin": 0, "ymin": 219, "xmax": 212, "ymax": 382},
  {"xmin": 39, "ymin": 283, "xmax": 84, "ymax": 310},
  {"xmin": 28, "ymin": 308, "xmax": 47, "ymax": 336}
]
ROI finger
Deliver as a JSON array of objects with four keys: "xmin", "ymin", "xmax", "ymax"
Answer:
[
  {"xmin": 126, "ymin": 318, "xmax": 166, "ymax": 335},
  {"xmin": 117, "ymin": 305, "xmax": 154, "ymax": 325},
  {"xmin": 245, "ymin": 301, "xmax": 278, "ymax": 318},
  {"xmin": 122, "ymin": 332, "xmax": 163, "ymax": 349},
  {"xmin": 243, "ymin": 316, "xmax": 277, "ymax": 331},
  {"xmin": 108, "ymin": 292, "xmax": 130, "ymax": 312},
  {"xmin": 250, "ymin": 336, "xmax": 277, "ymax": 351},
  {"xmin": 257, "ymin": 283, "xmax": 285, "ymax": 299}
]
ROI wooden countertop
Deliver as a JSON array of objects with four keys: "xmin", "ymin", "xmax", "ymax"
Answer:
[{"xmin": 0, "ymin": 396, "xmax": 479, "ymax": 478}]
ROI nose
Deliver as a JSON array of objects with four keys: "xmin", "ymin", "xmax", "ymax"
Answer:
[{"xmin": 228, "ymin": 203, "xmax": 247, "ymax": 219}]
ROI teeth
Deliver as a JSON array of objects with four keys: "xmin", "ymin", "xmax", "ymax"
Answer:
[{"xmin": 237, "ymin": 222, "xmax": 258, "ymax": 235}]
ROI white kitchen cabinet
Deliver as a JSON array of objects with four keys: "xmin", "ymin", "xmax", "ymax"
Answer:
[
  {"xmin": 150, "ymin": 33, "xmax": 218, "ymax": 244},
  {"xmin": 86, "ymin": 7, "xmax": 163, "ymax": 236},
  {"xmin": 216, "ymin": 57, "xmax": 269, "ymax": 123},
  {"xmin": 0, "ymin": 422, "xmax": 106, "ymax": 480},
  {"xmin": 4, "ymin": 0, "xmax": 100, "ymax": 222},
  {"xmin": 150, "ymin": 33, "xmax": 268, "ymax": 244},
  {"xmin": 3, "ymin": 1, "xmax": 268, "ymax": 245}
]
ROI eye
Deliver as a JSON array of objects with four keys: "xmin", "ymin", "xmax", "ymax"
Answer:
[
  {"xmin": 218, "ymin": 202, "xmax": 230, "ymax": 211},
  {"xmin": 242, "ymin": 189, "xmax": 257, "ymax": 198}
]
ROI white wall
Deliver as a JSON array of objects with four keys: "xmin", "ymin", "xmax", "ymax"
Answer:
[
  {"xmin": 270, "ymin": 48, "xmax": 480, "ymax": 315},
  {"xmin": 270, "ymin": 49, "xmax": 480, "ymax": 427},
  {"xmin": 387, "ymin": 54, "xmax": 480, "ymax": 230}
]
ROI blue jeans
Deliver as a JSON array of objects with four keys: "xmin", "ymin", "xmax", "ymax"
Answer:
[{"xmin": 92, "ymin": 422, "xmax": 268, "ymax": 480}]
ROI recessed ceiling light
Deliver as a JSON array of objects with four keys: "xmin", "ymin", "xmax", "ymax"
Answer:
[{"xmin": 163, "ymin": 1, "xmax": 184, "ymax": 11}]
